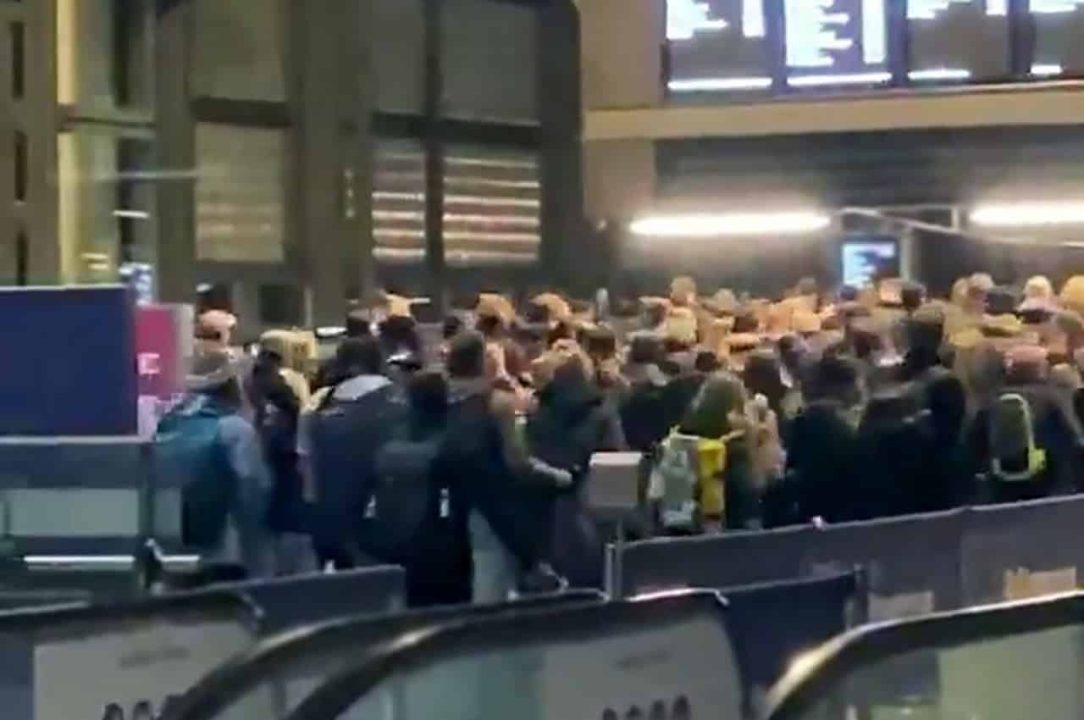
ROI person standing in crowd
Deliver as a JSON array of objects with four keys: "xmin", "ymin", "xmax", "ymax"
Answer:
[
  {"xmin": 527, "ymin": 345, "xmax": 625, "ymax": 586},
  {"xmin": 155, "ymin": 349, "xmax": 271, "ymax": 579},
  {"xmin": 664, "ymin": 371, "xmax": 760, "ymax": 531},
  {"xmin": 246, "ymin": 348, "xmax": 310, "ymax": 575},
  {"xmin": 302, "ymin": 336, "xmax": 402, "ymax": 569},
  {"xmin": 442, "ymin": 331, "xmax": 568, "ymax": 603}
]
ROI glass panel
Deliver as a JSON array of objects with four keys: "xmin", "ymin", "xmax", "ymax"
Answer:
[
  {"xmin": 790, "ymin": 624, "xmax": 1084, "ymax": 720},
  {"xmin": 55, "ymin": 0, "xmax": 153, "ymax": 112},
  {"xmin": 372, "ymin": 0, "xmax": 425, "ymax": 113},
  {"xmin": 191, "ymin": 0, "xmax": 286, "ymax": 101},
  {"xmin": 442, "ymin": 145, "xmax": 540, "ymax": 268},
  {"xmin": 440, "ymin": 0, "xmax": 538, "ymax": 122},
  {"xmin": 57, "ymin": 126, "xmax": 156, "ymax": 284},
  {"xmin": 195, "ymin": 123, "xmax": 286, "ymax": 263},
  {"xmin": 373, "ymin": 138, "xmax": 426, "ymax": 266}
]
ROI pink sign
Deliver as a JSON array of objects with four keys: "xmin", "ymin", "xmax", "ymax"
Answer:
[{"xmin": 135, "ymin": 305, "xmax": 183, "ymax": 400}]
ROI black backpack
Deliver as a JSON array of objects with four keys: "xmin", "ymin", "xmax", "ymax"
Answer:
[{"xmin": 365, "ymin": 427, "xmax": 446, "ymax": 564}]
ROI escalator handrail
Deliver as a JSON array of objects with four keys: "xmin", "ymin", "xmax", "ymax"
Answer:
[
  {"xmin": 766, "ymin": 590, "xmax": 1084, "ymax": 720},
  {"xmin": 284, "ymin": 591, "xmax": 731, "ymax": 720},
  {"xmin": 162, "ymin": 590, "xmax": 604, "ymax": 720}
]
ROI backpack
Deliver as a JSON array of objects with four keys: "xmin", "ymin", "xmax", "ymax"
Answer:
[
  {"xmin": 308, "ymin": 383, "xmax": 404, "ymax": 544},
  {"xmin": 365, "ymin": 428, "xmax": 446, "ymax": 564},
  {"xmin": 989, "ymin": 393, "xmax": 1047, "ymax": 482},
  {"xmin": 648, "ymin": 430, "xmax": 741, "ymax": 532},
  {"xmin": 154, "ymin": 401, "xmax": 235, "ymax": 548}
]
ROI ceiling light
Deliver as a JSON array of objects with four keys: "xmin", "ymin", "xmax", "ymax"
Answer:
[
  {"xmin": 629, "ymin": 212, "xmax": 831, "ymax": 237},
  {"xmin": 970, "ymin": 202, "xmax": 1084, "ymax": 227}
]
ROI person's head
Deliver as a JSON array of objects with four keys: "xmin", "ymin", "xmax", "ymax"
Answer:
[
  {"xmin": 1005, "ymin": 344, "xmax": 1049, "ymax": 385},
  {"xmin": 838, "ymin": 285, "xmax": 859, "ymax": 303},
  {"xmin": 927, "ymin": 373, "xmax": 966, "ymax": 442},
  {"xmin": 379, "ymin": 315, "xmax": 420, "ymax": 355},
  {"xmin": 1024, "ymin": 275, "xmax": 1055, "ymax": 302},
  {"xmin": 475, "ymin": 313, "xmax": 506, "ymax": 341},
  {"xmin": 198, "ymin": 310, "xmax": 237, "ymax": 348},
  {"xmin": 335, "ymin": 336, "xmax": 385, "ymax": 379},
  {"xmin": 900, "ymin": 282, "xmax": 926, "ymax": 314},
  {"xmin": 985, "ymin": 287, "xmax": 1018, "ymax": 317},
  {"xmin": 187, "ymin": 349, "xmax": 242, "ymax": 409},
  {"xmin": 407, "ymin": 370, "xmax": 448, "ymax": 428},
  {"xmin": 1061, "ymin": 275, "xmax": 1084, "ymax": 315},
  {"xmin": 545, "ymin": 320, "xmax": 575, "ymax": 348},
  {"xmin": 628, "ymin": 333, "xmax": 663, "ymax": 366},
  {"xmin": 681, "ymin": 371, "xmax": 748, "ymax": 437},
  {"xmin": 102, "ymin": 703, "xmax": 125, "ymax": 720},
  {"xmin": 694, "ymin": 349, "xmax": 721, "ymax": 374},
  {"xmin": 584, "ymin": 324, "xmax": 618, "ymax": 363},
  {"xmin": 442, "ymin": 314, "xmax": 464, "ymax": 341},
  {"xmin": 132, "ymin": 701, "xmax": 155, "ymax": 720},
  {"xmin": 345, "ymin": 310, "xmax": 372, "ymax": 338},
  {"xmin": 743, "ymin": 350, "xmax": 786, "ymax": 403},
  {"xmin": 447, "ymin": 331, "xmax": 487, "ymax": 380},
  {"xmin": 807, "ymin": 354, "xmax": 863, "ymax": 406}
]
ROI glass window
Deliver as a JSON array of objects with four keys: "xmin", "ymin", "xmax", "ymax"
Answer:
[
  {"xmin": 440, "ymin": 0, "xmax": 539, "ymax": 122},
  {"xmin": 442, "ymin": 145, "xmax": 540, "ymax": 267},
  {"xmin": 372, "ymin": 138, "xmax": 426, "ymax": 266},
  {"xmin": 57, "ymin": 126, "xmax": 156, "ymax": 284},
  {"xmin": 55, "ymin": 0, "xmax": 153, "ymax": 112},
  {"xmin": 13, "ymin": 129, "xmax": 26, "ymax": 202},
  {"xmin": 191, "ymin": 0, "xmax": 287, "ymax": 102},
  {"xmin": 10, "ymin": 20, "xmax": 24, "ymax": 99},
  {"xmin": 195, "ymin": 123, "xmax": 286, "ymax": 263},
  {"xmin": 372, "ymin": 0, "xmax": 425, "ymax": 114}
]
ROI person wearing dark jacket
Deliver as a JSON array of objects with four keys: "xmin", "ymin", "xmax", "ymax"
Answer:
[
  {"xmin": 246, "ymin": 350, "xmax": 309, "ymax": 574},
  {"xmin": 527, "ymin": 348, "xmax": 624, "ymax": 587},
  {"xmin": 968, "ymin": 346, "xmax": 1084, "ymax": 499},
  {"xmin": 302, "ymin": 337, "xmax": 403, "ymax": 569},
  {"xmin": 783, "ymin": 355, "xmax": 866, "ymax": 524},
  {"xmin": 443, "ymin": 332, "xmax": 569, "ymax": 603}
]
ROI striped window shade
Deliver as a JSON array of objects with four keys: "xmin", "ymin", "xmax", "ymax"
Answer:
[
  {"xmin": 442, "ymin": 146, "xmax": 540, "ymax": 267},
  {"xmin": 372, "ymin": 140, "xmax": 426, "ymax": 265}
]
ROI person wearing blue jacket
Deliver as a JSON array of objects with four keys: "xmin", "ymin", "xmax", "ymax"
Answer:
[{"xmin": 156, "ymin": 349, "xmax": 271, "ymax": 579}]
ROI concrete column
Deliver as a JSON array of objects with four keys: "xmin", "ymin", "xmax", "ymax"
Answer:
[
  {"xmin": 154, "ymin": 0, "xmax": 196, "ymax": 302},
  {"xmin": 294, "ymin": 0, "xmax": 348, "ymax": 325}
]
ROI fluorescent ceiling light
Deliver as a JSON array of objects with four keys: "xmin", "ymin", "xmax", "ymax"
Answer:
[
  {"xmin": 909, "ymin": 68, "xmax": 972, "ymax": 81},
  {"xmin": 1031, "ymin": 63, "xmax": 1064, "ymax": 77},
  {"xmin": 669, "ymin": 76, "xmax": 772, "ymax": 92},
  {"xmin": 787, "ymin": 72, "xmax": 891, "ymax": 87},
  {"xmin": 629, "ymin": 212, "xmax": 831, "ymax": 237},
  {"xmin": 970, "ymin": 201, "xmax": 1084, "ymax": 227}
]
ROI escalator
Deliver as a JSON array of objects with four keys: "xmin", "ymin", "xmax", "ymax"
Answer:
[{"xmin": 767, "ymin": 591, "xmax": 1084, "ymax": 720}]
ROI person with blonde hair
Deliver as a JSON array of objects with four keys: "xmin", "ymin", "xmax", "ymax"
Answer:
[{"xmin": 1061, "ymin": 275, "xmax": 1084, "ymax": 316}]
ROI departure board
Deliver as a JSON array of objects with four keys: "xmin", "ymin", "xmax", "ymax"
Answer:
[
  {"xmin": 783, "ymin": 0, "xmax": 890, "ymax": 87},
  {"xmin": 665, "ymin": 0, "xmax": 1084, "ymax": 97},
  {"xmin": 1031, "ymin": 0, "xmax": 1084, "ymax": 78},
  {"xmin": 667, "ymin": 0, "xmax": 773, "ymax": 92},
  {"xmin": 907, "ymin": 0, "xmax": 1010, "ymax": 81}
]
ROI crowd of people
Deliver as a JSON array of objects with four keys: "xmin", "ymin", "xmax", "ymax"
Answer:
[{"xmin": 157, "ymin": 272, "xmax": 1084, "ymax": 606}]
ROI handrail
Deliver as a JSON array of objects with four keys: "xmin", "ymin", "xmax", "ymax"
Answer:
[
  {"xmin": 284, "ymin": 591, "xmax": 731, "ymax": 720},
  {"xmin": 766, "ymin": 591, "xmax": 1084, "ymax": 720},
  {"xmin": 163, "ymin": 591, "xmax": 603, "ymax": 720}
]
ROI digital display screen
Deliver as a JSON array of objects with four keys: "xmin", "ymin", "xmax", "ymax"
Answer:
[
  {"xmin": 842, "ymin": 239, "xmax": 900, "ymax": 287},
  {"xmin": 666, "ymin": 0, "xmax": 1084, "ymax": 96},
  {"xmin": 907, "ymin": 0, "xmax": 1010, "ymax": 82},
  {"xmin": 783, "ymin": 0, "xmax": 890, "ymax": 87},
  {"xmin": 1030, "ymin": 0, "xmax": 1084, "ymax": 78},
  {"xmin": 667, "ymin": 0, "xmax": 773, "ymax": 92}
]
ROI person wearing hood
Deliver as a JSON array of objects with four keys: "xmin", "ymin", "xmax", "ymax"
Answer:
[
  {"xmin": 620, "ymin": 333, "xmax": 672, "ymax": 452},
  {"xmin": 155, "ymin": 349, "xmax": 271, "ymax": 579},
  {"xmin": 443, "ymin": 331, "xmax": 569, "ymax": 603},
  {"xmin": 527, "ymin": 347, "xmax": 624, "ymax": 587},
  {"xmin": 784, "ymin": 355, "xmax": 867, "ymax": 524},
  {"xmin": 301, "ymin": 336, "xmax": 402, "ymax": 569}
]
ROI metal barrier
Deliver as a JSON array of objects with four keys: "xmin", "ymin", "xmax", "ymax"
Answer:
[{"xmin": 613, "ymin": 493, "xmax": 1084, "ymax": 621}]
